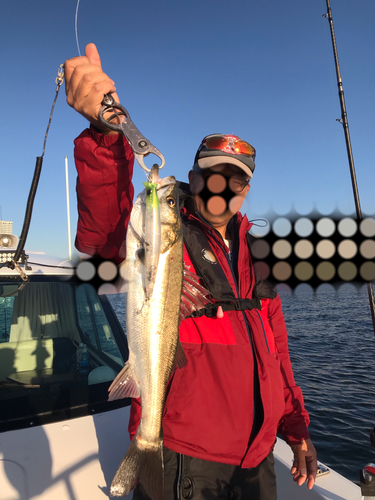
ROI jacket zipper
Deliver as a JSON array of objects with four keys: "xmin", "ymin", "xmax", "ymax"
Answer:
[
  {"xmin": 188, "ymin": 219, "xmax": 263, "ymax": 457},
  {"xmin": 219, "ymin": 237, "xmax": 265, "ymax": 460},
  {"xmin": 218, "ymin": 243, "xmax": 255, "ymax": 350}
]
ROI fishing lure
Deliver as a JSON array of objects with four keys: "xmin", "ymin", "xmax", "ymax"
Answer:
[{"xmin": 142, "ymin": 165, "xmax": 161, "ymax": 300}]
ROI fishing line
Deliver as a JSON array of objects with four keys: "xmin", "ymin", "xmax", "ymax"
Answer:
[
  {"xmin": 10, "ymin": 66, "xmax": 65, "ymax": 268},
  {"xmin": 75, "ymin": 0, "xmax": 82, "ymax": 56},
  {"xmin": 28, "ymin": 262, "xmax": 75, "ymax": 270}
]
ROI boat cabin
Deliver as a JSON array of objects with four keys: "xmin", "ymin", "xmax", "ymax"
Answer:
[{"xmin": 0, "ymin": 254, "xmax": 129, "ymax": 433}]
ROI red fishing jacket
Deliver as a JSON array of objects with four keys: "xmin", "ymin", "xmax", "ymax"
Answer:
[{"xmin": 74, "ymin": 126, "xmax": 310, "ymax": 468}]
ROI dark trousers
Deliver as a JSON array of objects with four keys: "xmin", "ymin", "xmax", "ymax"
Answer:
[{"xmin": 133, "ymin": 447, "xmax": 277, "ymax": 500}]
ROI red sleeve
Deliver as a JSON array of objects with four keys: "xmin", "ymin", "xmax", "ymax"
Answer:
[
  {"xmin": 268, "ymin": 294, "xmax": 311, "ymax": 445},
  {"xmin": 128, "ymin": 397, "xmax": 141, "ymax": 440},
  {"xmin": 74, "ymin": 126, "xmax": 135, "ymax": 264}
]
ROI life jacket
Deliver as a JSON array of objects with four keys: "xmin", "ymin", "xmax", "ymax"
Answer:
[{"xmin": 178, "ymin": 181, "xmax": 277, "ymax": 319}]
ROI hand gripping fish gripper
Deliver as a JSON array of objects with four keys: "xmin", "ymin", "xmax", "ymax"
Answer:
[{"xmin": 99, "ymin": 94, "xmax": 165, "ymax": 173}]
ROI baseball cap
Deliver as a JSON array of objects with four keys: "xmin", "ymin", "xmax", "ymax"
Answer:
[{"xmin": 193, "ymin": 134, "xmax": 256, "ymax": 178}]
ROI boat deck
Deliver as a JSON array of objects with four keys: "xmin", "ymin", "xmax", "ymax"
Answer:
[{"xmin": 0, "ymin": 406, "xmax": 361, "ymax": 500}]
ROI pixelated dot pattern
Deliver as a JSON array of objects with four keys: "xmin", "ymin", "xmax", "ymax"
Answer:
[
  {"xmin": 251, "ymin": 216, "xmax": 375, "ymax": 287},
  {"xmin": 73, "ymin": 216, "xmax": 375, "ymax": 291}
]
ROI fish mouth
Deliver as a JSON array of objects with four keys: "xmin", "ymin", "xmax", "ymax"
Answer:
[
  {"xmin": 145, "ymin": 171, "xmax": 176, "ymax": 198},
  {"xmin": 138, "ymin": 175, "xmax": 176, "ymax": 205},
  {"xmin": 147, "ymin": 165, "xmax": 175, "ymax": 188}
]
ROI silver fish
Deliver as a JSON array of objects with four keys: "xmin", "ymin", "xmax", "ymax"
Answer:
[{"xmin": 109, "ymin": 175, "xmax": 185, "ymax": 499}]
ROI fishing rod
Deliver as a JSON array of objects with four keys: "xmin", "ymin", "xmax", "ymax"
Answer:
[
  {"xmin": 0, "ymin": 65, "xmax": 65, "ymax": 297},
  {"xmin": 323, "ymin": 0, "xmax": 375, "ymax": 336}
]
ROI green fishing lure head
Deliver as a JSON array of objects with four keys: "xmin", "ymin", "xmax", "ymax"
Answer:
[{"xmin": 143, "ymin": 182, "xmax": 159, "ymax": 210}]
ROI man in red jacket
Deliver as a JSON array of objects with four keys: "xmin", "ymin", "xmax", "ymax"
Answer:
[{"xmin": 65, "ymin": 43, "xmax": 317, "ymax": 499}]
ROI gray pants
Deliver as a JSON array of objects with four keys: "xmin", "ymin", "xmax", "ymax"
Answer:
[{"xmin": 133, "ymin": 447, "xmax": 277, "ymax": 500}]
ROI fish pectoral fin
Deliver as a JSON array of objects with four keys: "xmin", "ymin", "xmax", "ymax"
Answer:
[
  {"xmin": 179, "ymin": 264, "xmax": 212, "ymax": 320},
  {"xmin": 108, "ymin": 361, "xmax": 140, "ymax": 401},
  {"xmin": 174, "ymin": 340, "xmax": 188, "ymax": 370}
]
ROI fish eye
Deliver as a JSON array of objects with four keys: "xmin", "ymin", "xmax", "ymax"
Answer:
[
  {"xmin": 167, "ymin": 197, "xmax": 176, "ymax": 207},
  {"xmin": 147, "ymin": 189, "xmax": 152, "ymax": 196}
]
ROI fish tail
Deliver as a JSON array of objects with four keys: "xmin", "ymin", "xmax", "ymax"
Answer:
[{"xmin": 110, "ymin": 435, "xmax": 163, "ymax": 500}]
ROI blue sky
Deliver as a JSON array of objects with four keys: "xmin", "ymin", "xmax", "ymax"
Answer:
[{"xmin": 0, "ymin": 0, "xmax": 374, "ymax": 259}]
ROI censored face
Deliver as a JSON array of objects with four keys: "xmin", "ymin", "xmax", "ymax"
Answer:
[{"xmin": 189, "ymin": 164, "xmax": 250, "ymax": 226}]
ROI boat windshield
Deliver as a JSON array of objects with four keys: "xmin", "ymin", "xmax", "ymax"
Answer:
[{"xmin": 0, "ymin": 279, "xmax": 129, "ymax": 432}]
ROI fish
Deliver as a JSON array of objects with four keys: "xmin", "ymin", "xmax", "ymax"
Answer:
[{"xmin": 108, "ymin": 174, "xmax": 186, "ymax": 499}]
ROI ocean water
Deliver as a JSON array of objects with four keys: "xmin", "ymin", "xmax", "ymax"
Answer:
[
  {"xmin": 108, "ymin": 284, "xmax": 375, "ymax": 483},
  {"xmin": 279, "ymin": 283, "xmax": 375, "ymax": 483}
]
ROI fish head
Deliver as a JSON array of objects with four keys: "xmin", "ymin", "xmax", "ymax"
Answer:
[
  {"xmin": 158, "ymin": 176, "xmax": 182, "ymax": 254},
  {"xmin": 130, "ymin": 175, "xmax": 181, "ymax": 252}
]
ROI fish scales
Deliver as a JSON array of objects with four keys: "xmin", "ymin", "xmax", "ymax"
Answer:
[{"xmin": 131, "ymin": 241, "xmax": 183, "ymax": 440}]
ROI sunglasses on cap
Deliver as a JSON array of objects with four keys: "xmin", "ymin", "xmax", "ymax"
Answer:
[{"xmin": 199, "ymin": 134, "xmax": 256, "ymax": 159}]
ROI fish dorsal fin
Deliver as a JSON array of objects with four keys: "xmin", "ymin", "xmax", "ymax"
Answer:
[
  {"xmin": 179, "ymin": 264, "xmax": 212, "ymax": 322},
  {"xmin": 108, "ymin": 361, "xmax": 140, "ymax": 401}
]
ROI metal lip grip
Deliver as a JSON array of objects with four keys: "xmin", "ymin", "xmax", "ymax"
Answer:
[{"xmin": 99, "ymin": 94, "xmax": 165, "ymax": 173}]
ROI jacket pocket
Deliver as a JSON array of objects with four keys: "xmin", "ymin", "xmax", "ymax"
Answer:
[{"xmin": 263, "ymin": 351, "xmax": 285, "ymax": 431}]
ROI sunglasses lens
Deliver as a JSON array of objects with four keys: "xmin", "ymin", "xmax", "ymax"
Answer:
[
  {"xmin": 229, "ymin": 177, "xmax": 249, "ymax": 193},
  {"xmin": 236, "ymin": 140, "xmax": 255, "ymax": 157},
  {"xmin": 205, "ymin": 136, "xmax": 228, "ymax": 150},
  {"xmin": 204, "ymin": 135, "xmax": 255, "ymax": 158}
]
